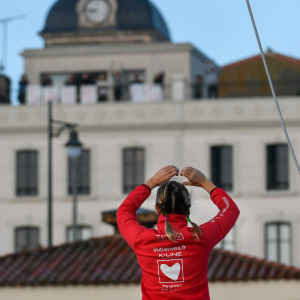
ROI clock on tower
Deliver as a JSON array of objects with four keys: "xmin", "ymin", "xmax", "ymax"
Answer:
[
  {"xmin": 77, "ymin": 0, "xmax": 118, "ymax": 28},
  {"xmin": 84, "ymin": 0, "xmax": 112, "ymax": 24}
]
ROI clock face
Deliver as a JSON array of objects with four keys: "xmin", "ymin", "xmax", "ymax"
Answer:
[{"xmin": 84, "ymin": 0, "xmax": 112, "ymax": 24}]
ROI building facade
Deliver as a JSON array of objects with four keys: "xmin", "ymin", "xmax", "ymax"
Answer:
[
  {"xmin": 0, "ymin": 0, "xmax": 300, "ymax": 269},
  {"xmin": 22, "ymin": 0, "xmax": 212, "ymax": 102},
  {"xmin": 0, "ymin": 98, "xmax": 300, "ymax": 267}
]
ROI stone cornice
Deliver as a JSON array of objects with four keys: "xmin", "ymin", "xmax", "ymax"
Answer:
[
  {"xmin": 21, "ymin": 42, "xmax": 195, "ymax": 59},
  {"xmin": 39, "ymin": 30, "xmax": 169, "ymax": 47},
  {"xmin": 0, "ymin": 98, "xmax": 299, "ymax": 134}
]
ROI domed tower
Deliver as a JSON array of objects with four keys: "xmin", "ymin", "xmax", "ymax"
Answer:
[
  {"xmin": 40, "ymin": 0, "xmax": 171, "ymax": 46},
  {"xmin": 22, "ymin": 0, "xmax": 211, "ymax": 98}
]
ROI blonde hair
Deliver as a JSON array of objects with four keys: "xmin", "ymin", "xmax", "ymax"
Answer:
[{"xmin": 156, "ymin": 181, "xmax": 202, "ymax": 242}]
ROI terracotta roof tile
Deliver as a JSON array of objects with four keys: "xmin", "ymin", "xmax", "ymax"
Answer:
[
  {"xmin": 223, "ymin": 51, "xmax": 300, "ymax": 70},
  {"xmin": 0, "ymin": 235, "xmax": 299, "ymax": 287}
]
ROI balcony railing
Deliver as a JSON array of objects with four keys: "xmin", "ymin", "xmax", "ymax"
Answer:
[
  {"xmin": 17, "ymin": 83, "xmax": 173, "ymax": 105},
  {"xmin": 2, "ymin": 79, "xmax": 300, "ymax": 105}
]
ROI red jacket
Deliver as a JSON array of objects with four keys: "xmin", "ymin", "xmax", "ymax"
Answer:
[{"xmin": 117, "ymin": 185, "xmax": 240, "ymax": 300}]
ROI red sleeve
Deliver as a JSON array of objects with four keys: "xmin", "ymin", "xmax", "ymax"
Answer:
[
  {"xmin": 200, "ymin": 188, "xmax": 240, "ymax": 249},
  {"xmin": 116, "ymin": 185, "xmax": 151, "ymax": 249}
]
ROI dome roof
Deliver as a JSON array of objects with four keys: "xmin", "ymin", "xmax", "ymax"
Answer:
[{"xmin": 41, "ymin": 0, "xmax": 171, "ymax": 41}]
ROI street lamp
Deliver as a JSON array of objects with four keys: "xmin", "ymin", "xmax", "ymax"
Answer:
[
  {"xmin": 65, "ymin": 130, "xmax": 82, "ymax": 159},
  {"xmin": 48, "ymin": 101, "xmax": 83, "ymax": 247},
  {"xmin": 65, "ymin": 129, "xmax": 82, "ymax": 242}
]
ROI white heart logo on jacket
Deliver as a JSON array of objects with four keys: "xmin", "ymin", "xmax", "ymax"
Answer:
[{"xmin": 160, "ymin": 263, "xmax": 181, "ymax": 281}]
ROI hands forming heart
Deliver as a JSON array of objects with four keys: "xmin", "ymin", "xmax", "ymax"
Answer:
[{"xmin": 145, "ymin": 165, "xmax": 216, "ymax": 194}]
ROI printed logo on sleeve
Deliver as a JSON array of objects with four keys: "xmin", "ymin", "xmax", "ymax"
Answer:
[
  {"xmin": 157, "ymin": 259, "xmax": 184, "ymax": 283},
  {"xmin": 210, "ymin": 197, "xmax": 230, "ymax": 223}
]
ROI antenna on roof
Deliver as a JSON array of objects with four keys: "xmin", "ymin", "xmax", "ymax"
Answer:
[
  {"xmin": 245, "ymin": 0, "xmax": 300, "ymax": 176},
  {"xmin": 0, "ymin": 15, "xmax": 26, "ymax": 74}
]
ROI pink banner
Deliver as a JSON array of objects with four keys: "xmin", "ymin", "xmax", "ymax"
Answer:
[
  {"xmin": 80, "ymin": 85, "xmax": 97, "ymax": 104},
  {"xmin": 26, "ymin": 85, "xmax": 42, "ymax": 105}
]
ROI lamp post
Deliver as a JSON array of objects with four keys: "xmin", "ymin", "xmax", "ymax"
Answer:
[
  {"xmin": 65, "ymin": 130, "xmax": 82, "ymax": 242},
  {"xmin": 48, "ymin": 101, "xmax": 82, "ymax": 247}
]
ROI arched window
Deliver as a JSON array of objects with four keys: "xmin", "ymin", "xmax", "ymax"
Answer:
[{"xmin": 265, "ymin": 222, "xmax": 292, "ymax": 265}]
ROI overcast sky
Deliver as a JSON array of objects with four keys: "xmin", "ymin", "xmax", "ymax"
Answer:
[{"xmin": 1, "ymin": 0, "xmax": 300, "ymax": 102}]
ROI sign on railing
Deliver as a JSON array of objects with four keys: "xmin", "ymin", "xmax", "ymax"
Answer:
[
  {"xmin": 61, "ymin": 86, "xmax": 77, "ymax": 104},
  {"xmin": 26, "ymin": 85, "xmax": 42, "ymax": 105},
  {"xmin": 80, "ymin": 85, "xmax": 97, "ymax": 104},
  {"xmin": 25, "ymin": 84, "xmax": 164, "ymax": 104},
  {"xmin": 44, "ymin": 87, "xmax": 58, "ymax": 103},
  {"xmin": 130, "ymin": 84, "xmax": 163, "ymax": 102}
]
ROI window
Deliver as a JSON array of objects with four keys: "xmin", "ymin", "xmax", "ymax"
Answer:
[
  {"xmin": 215, "ymin": 226, "xmax": 236, "ymax": 251},
  {"xmin": 16, "ymin": 150, "xmax": 38, "ymax": 196},
  {"xmin": 123, "ymin": 147, "xmax": 145, "ymax": 193},
  {"xmin": 211, "ymin": 146, "xmax": 233, "ymax": 191},
  {"xmin": 265, "ymin": 222, "xmax": 291, "ymax": 265},
  {"xmin": 15, "ymin": 226, "xmax": 39, "ymax": 253},
  {"xmin": 66, "ymin": 225, "xmax": 92, "ymax": 243},
  {"xmin": 266, "ymin": 144, "xmax": 289, "ymax": 190},
  {"xmin": 68, "ymin": 149, "xmax": 90, "ymax": 195}
]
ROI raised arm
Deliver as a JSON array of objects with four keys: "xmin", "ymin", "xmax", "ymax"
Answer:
[
  {"xmin": 180, "ymin": 166, "xmax": 240, "ymax": 248},
  {"xmin": 117, "ymin": 165, "xmax": 179, "ymax": 249},
  {"xmin": 180, "ymin": 166, "xmax": 216, "ymax": 193}
]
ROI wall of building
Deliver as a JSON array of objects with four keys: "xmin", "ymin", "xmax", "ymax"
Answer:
[
  {"xmin": 209, "ymin": 281, "xmax": 300, "ymax": 300},
  {"xmin": 0, "ymin": 281, "xmax": 299, "ymax": 300},
  {"xmin": 0, "ymin": 286, "xmax": 142, "ymax": 300},
  {"xmin": 22, "ymin": 43, "xmax": 195, "ymax": 88},
  {"xmin": 0, "ymin": 98, "xmax": 300, "ymax": 266}
]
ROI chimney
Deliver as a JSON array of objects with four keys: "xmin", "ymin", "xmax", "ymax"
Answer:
[{"xmin": 102, "ymin": 208, "xmax": 159, "ymax": 234}]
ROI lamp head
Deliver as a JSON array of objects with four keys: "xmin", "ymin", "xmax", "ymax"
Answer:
[{"xmin": 65, "ymin": 129, "xmax": 82, "ymax": 159}]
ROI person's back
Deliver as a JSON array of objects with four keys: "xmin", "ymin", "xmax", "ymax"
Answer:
[
  {"xmin": 117, "ymin": 166, "xmax": 240, "ymax": 300},
  {"xmin": 134, "ymin": 216, "xmax": 211, "ymax": 299}
]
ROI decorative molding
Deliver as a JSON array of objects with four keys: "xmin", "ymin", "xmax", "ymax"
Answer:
[
  {"xmin": 21, "ymin": 43, "xmax": 192, "ymax": 59},
  {"xmin": 0, "ymin": 99, "xmax": 300, "ymax": 134}
]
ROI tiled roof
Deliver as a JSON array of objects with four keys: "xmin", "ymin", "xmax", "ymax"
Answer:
[
  {"xmin": 222, "ymin": 50, "xmax": 300, "ymax": 70},
  {"xmin": 0, "ymin": 235, "xmax": 299, "ymax": 287},
  {"xmin": 208, "ymin": 249, "xmax": 300, "ymax": 282}
]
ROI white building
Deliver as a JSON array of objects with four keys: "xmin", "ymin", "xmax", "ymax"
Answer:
[{"xmin": 0, "ymin": 0, "xmax": 299, "ymax": 270}]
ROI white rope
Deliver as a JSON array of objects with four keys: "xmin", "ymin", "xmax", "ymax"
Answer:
[{"xmin": 245, "ymin": 0, "xmax": 300, "ymax": 176}]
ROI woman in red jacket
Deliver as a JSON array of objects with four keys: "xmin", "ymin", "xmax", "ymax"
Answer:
[{"xmin": 117, "ymin": 165, "xmax": 240, "ymax": 300}]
